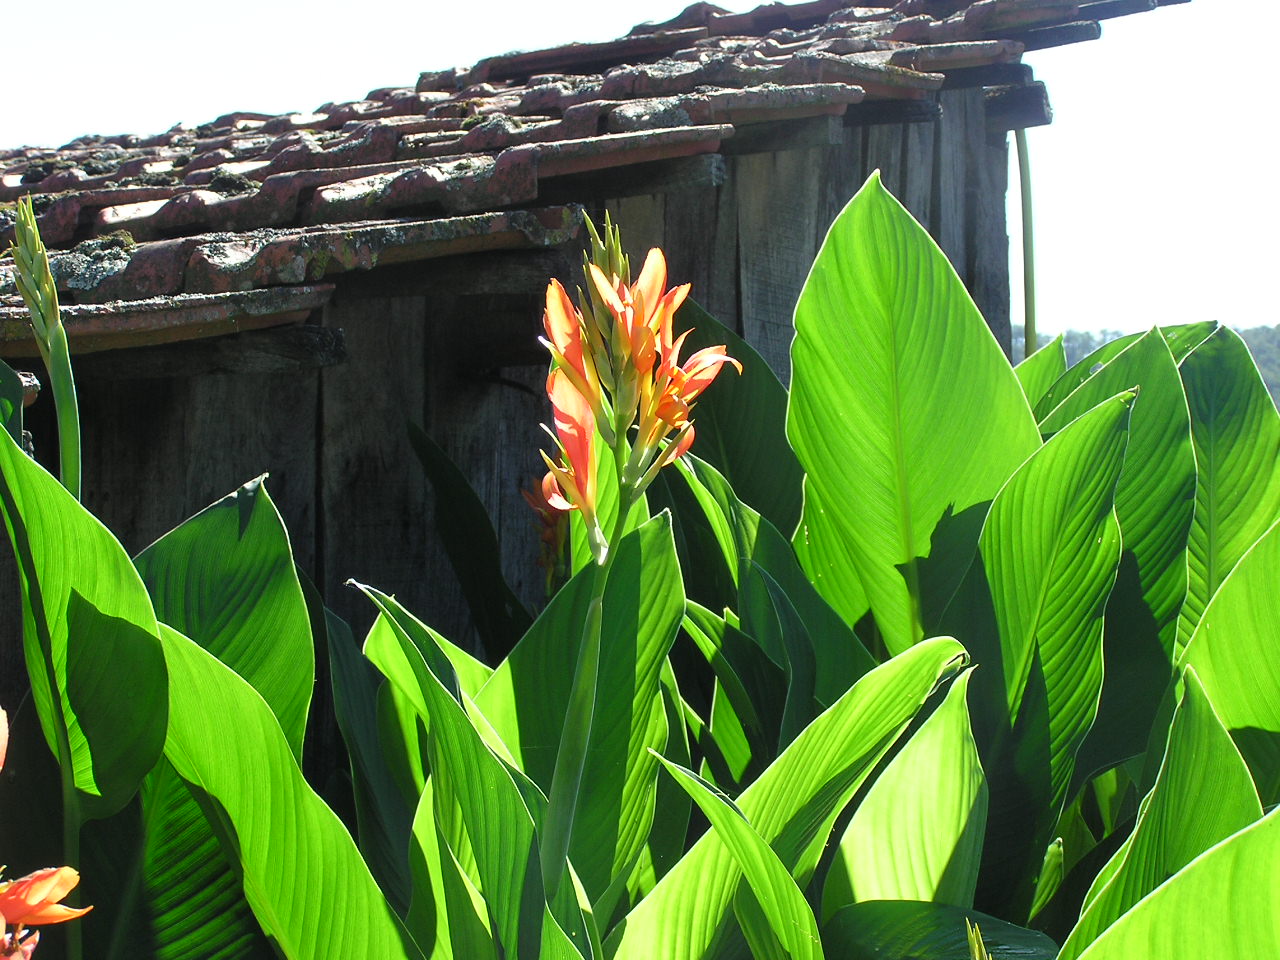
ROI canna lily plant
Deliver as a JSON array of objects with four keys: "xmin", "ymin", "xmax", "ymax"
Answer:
[{"xmin": 0, "ymin": 171, "xmax": 1276, "ymax": 960}]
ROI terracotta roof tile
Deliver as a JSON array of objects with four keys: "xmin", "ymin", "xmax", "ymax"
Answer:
[{"xmin": 1, "ymin": 0, "xmax": 1171, "ymax": 348}]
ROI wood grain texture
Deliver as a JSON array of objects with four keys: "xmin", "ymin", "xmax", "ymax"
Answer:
[{"xmin": 318, "ymin": 293, "xmax": 430, "ymax": 637}]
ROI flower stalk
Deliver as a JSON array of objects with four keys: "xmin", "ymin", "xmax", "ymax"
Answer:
[{"xmin": 8, "ymin": 198, "xmax": 81, "ymax": 501}]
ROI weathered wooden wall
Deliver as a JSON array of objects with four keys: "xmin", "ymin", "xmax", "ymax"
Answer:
[{"xmin": 0, "ymin": 90, "xmax": 1015, "ymax": 709}]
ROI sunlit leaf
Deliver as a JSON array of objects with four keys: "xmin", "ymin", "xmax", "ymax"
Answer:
[
  {"xmin": 824, "ymin": 667, "xmax": 986, "ymax": 914},
  {"xmin": 788, "ymin": 171, "xmax": 1040, "ymax": 655},
  {"xmin": 1015, "ymin": 334, "xmax": 1066, "ymax": 409},
  {"xmin": 655, "ymin": 756, "xmax": 823, "ymax": 960},
  {"xmin": 1073, "ymin": 807, "xmax": 1280, "ymax": 959},
  {"xmin": 0, "ymin": 424, "xmax": 166, "ymax": 819},
  {"xmin": 607, "ymin": 637, "xmax": 966, "ymax": 960},
  {"xmin": 1060, "ymin": 669, "xmax": 1261, "ymax": 958},
  {"xmin": 159, "ymin": 623, "xmax": 419, "ymax": 959}
]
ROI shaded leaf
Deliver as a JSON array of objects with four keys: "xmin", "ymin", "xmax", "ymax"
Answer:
[
  {"xmin": 1177, "ymin": 326, "xmax": 1280, "ymax": 646},
  {"xmin": 822, "ymin": 900, "xmax": 1057, "ymax": 960},
  {"xmin": 673, "ymin": 299, "xmax": 804, "ymax": 536}
]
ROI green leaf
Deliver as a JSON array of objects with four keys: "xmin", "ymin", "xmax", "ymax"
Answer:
[
  {"xmin": 655, "ymin": 757, "xmax": 823, "ymax": 960},
  {"xmin": 406, "ymin": 777, "xmax": 496, "ymax": 959},
  {"xmin": 474, "ymin": 514, "xmax": 684, "ymax": 905},
  {"xmin": 159, "ymin": 623, "xmax": 420, "ymax": 959},
  {"xmin": 1177, "ymin": 326, "xmax": 1280, "ymax": 646},
  {"xmin": 1033, "ymin": 321, "xmax": 1216, "ymax": 421},
  {"xmin": 788, "ymin": 171, "xmax": 1040, "ymax": 655},
  {"xmin": 327, "ymin": 606, "xmax": 416, "ymax": 913},
  {"xmin": 1179, "ymin": 518, "xmax": 1280, "ymax": 802},
  {"xmin": 359, "ymin": 587, "xmax": 545, "ymax": 959},
  {"xmin": 136, "ymin": 477, "xmax": 313, "ymax": 757},
  {"xmin": 1015, "ymin": 334, "xmax": 1066, "ymax": 409},
  {"xmin": 672, "ymin": 455, "xmax": 875, "ymax": 703},
  {"xmin": 683, "ymin": 602, "xmax": 786, "ymax": 785},
  {"xmin": 822, "ymin": 900, "xmax": 1057, "ymax": 960},
  {"xmin": 407, "ymin": 422, "xmax": 532, "ymax": 659},
  {"xmin": 962, "ymin": 393, "xmax": 1131, "ymax": 916},
  {"xmin": 673, "ymin": 299, "xmax": 804, "ymax": 536},
  {"xmin": 824, "ymin": 667, "xmax": 986, "ymax": 915},
  {"xmin": 1039, "ymin": 331, "xmax": 1194, "ymax": 778},
  {"xmin": 1059, "ymin": 670, "xmax": 1262, "ymax": 959},
  {"xmin": 607, "ymin": 636, "xmax": 967, "ymax": 960},
  {"xmin": 90, "ymin": 480, "xmax": 317, "ymax": 958},
  {"xmin": 739, "ymin": 561, "xmax": 818, "ymax": 746},
  {"xmin": 1073, "ymin": 807, "xmax": 1280, "ymax": 959},
  {"xmin": 0, "ymin": 423, "xmax": 166, "ymax": 819}
]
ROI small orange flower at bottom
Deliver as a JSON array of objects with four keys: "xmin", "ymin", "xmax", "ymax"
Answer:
[{"xmin": 0, "ymin": 866, "xmax": 92, "ymax": 957}]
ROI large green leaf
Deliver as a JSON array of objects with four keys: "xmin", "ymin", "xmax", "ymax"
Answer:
[
  {"xmin": 606, "ymin": 636, "xmax": 966, "ymax": 960},
  {"xmin": 961, "ymin": 394, "xmax": 1131, "ymax": 917},
  {"xmin": 822, "ymin": 900, "xmax": 1057, "ymax": 959},
  {"xmin": 823, "ymin": 667, "xmax": 986, "ymax": 914},
  {"xmin": 88, "ymin": 479, "xmax": 317, "ymax": 960},
  {"xmin": 474, "ymin": 514, "xmax": 683, "ymax": 906},
  {"xmin": 0, "ymin": 424, "xmax": 166, "ymax": 819},
  {"xmin": 1059, "ymin": 670, "xmax": 1261, "ymax": 959},
  {"xmin": 1179, "ymin": 518, "xmax": 1280, "ymax": 802},
  {"xmin": 1040, "ymin": 332, "xmax": 1194, "ymax": 777},
  {"xmin": 359, "ymin": 588, "xmax": 547, "ymax": 959},
  {"xmin": 1177, "ymin": 326, "xmax": 1280, "ymax": 646},
  {"xmin": 407, "ymin": 422, "xmax": 532, "ymax": 660},
  {"xmin": 788, "ymin": 171, "xmax": 1040, "ymax": 655},
  {"xmin": 136, "ymin": 478, "xmax": 313, "ymax": 757},
  {"xmin": 159, "ymin": 623, "xmax": 420, "ymax": 959},
  {"xmin": 1015, "ymin": 334, "xmax": 1066, "ymax": 410},
  {"xmin": 673, "ymin": 299, "xmax": 804, "ymax": 536},
  {"xmin": 655, "ymin": 757, "xmax": 823, "ymax": 960},
  {"xmin": 1073, "ymin": 807, "xmax": 1280, "ymax": 959}
]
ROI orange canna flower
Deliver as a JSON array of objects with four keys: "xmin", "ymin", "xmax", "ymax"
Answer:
[
  {"xmin": 539, "ymin": 368, "xmax": 597, "ymax": 520},
  {"xmin": 0, "ymin": 868, "xmax": 91, "ymax": 927},
  {"xmin": 589, "ymin": 248, "xmax": 689, "ymax": 377},
  {"xmin": 639, "ymin": 330, "xmax": 742, "ymax": 460}
]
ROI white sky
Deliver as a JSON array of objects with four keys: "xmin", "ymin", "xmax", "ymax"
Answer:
[{"xmin": 4, "ymin": 0, "xmax": 1270, "ymax": 336}]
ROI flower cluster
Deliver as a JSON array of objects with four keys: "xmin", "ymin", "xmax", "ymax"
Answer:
[
  {"xmin": 0, "ymin": 710, "xmax": 91, "ymax": 958},
  {"xmin": 536, "ymin": 216, "xmax": 741, "ymax": 564}
]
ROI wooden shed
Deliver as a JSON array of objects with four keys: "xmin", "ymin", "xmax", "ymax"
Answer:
[{"xmin": 0, "ymin": 0, "xmax": 1179, "ymax": 688}]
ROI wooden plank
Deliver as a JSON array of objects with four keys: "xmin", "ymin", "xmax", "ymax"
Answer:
[
  {"xmin": 968, "ymin": 129, "xmax": 1014, "ymax": 356},
  {"xmin": 423, "ymin": 353, "xmax": 549, "ymax": 652},
  {"xmin": 604, "ymin": 194, "xmax": 667, "ymax": 266},
  {"xmin": 813, "ymin": 127, "xmax": 868, "ymax": 248},
  {"xmin": 734, "ymin": 149, "xmax": 822, "ymax": 385},
  {"xmin": 935, "ymin": 89, "xmax": 970, "ymax": 284},
  {"xmin": 318, "ymin": 293, "xmax": 431, "ymax": 637},
  {"xmin": 864, "ymin": 122, "xmax": 905, "ymax": 201},
  {"xmin": 901, "ymin": 119, "xmax": 937, "ymax": 230},
  {"xmin": 73, "ymin": 324, "xmax": 346, "ymax": 380}
]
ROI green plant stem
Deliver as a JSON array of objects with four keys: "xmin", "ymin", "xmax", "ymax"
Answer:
[
  {"xmin": 1016, "ymin": 128, "xmax": 1036, "ymax": 363},
  {"xmin": 10, "ymin": 198, "xmax": 82, "ymax": 500},
  {"xmin": 541, "ymin": 423, "xmax": 636, "ymax": 895}
]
